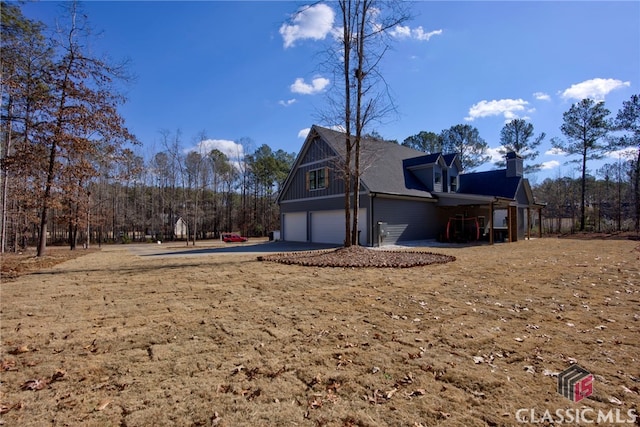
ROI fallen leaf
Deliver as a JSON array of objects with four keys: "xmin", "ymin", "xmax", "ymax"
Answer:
[
  {"xmin": 20, "ymin": 378, "xmax": 48, "ymax": 391},
  {"xmin": 386, "ymin": 388, "xmax": 397, "ymax": 399},
  {"xmin": 96, "ymin": 399, "xmax": 111, "ymax": 411},
  {"xmin": 51, "ymin": 370, "xmax": 66, "ymax": 382},
  {"xmin": 1, "ymin": 359, "xmax": 17, "ymax": 371},
  {"xmin": 9, "ymin": 346, "xmax": 30, "ymax": 355},
  {"xmin": 609, "ymin": 396, "xmax": 623, "ymax": 405},
  {"xmin": 621, "ymin": 385, "xmax": 636, "ymax": 394},
  {"xmin": 211, "ymin": 411, "xmax": 222, "ymax": 426}
]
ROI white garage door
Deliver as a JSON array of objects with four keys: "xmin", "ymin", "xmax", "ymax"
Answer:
[
  {"xmin": 311, "ymin": 209, "xmax": 366, "ymax": 245},
  {"xmin": 283, "ymin": 212, "xmax": 307, "ymax": 242}
]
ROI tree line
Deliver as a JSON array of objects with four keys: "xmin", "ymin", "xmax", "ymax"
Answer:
[{"xmin": 0, "ymin": 2, "xmax": 294, "ymax": 254}]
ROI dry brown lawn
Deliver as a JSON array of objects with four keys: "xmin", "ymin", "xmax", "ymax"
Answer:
[{"xmin": 1, "ymin": 238, "xmax": 639, "ymax": 426}]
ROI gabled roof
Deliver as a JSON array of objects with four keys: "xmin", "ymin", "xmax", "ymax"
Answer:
[
  {"xmin": 442, "ymin": 153, "xmax": 461, "ymax": 170},
  {"xmin": 280, "ymin": 125, "xmax": 537, "ymax": 206},
  {"xmin": 403, "ymin": 153, "xmax": 446, "ymax": 170},
  {"xmin": 313, "ymin": 125, "xmax": 435, "ymax": 198},
  {"xmin": 458, "ymin": 169, "xmax": 522, "ymax": 199}
]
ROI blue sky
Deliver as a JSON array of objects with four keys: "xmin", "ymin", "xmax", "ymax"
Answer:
[{"xmin": 19, "ymin": 1, "xmax": 640, "ymax": 183}]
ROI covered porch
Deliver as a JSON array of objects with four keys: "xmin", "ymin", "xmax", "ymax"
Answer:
[{"xmin": 435, "ymin": 193, "xmax": 544, "ymax": 244}]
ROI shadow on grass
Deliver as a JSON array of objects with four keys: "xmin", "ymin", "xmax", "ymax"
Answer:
[{"xmin": 138, "ymin": 241, "xmax": 341, "ymax": 257}]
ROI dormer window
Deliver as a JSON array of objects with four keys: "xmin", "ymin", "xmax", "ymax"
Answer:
[
  {"xmin": 307, "ymin": 167, "xmax": 327, "ymax": 190},
  {"xmin": 450, "ymin": 175, "xmax": 458, "ymax": 192},
  {"xmin": 434, "ymin": 171, "xmax": 442, "ymax": 184}
]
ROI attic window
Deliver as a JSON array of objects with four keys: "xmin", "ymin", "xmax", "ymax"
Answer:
[{"xmin": 307, "ymin": 167, "xmax": 327, "ymax": 191}]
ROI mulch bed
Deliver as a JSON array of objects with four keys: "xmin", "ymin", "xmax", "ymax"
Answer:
[{"xmin": 259, "ymin": 245, "xmax": 456, "ymax": 268}]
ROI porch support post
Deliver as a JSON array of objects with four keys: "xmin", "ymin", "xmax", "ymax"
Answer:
[
  {"xmin": 538, "ymin": 207, "xmax": 542, "ymax": 238},
  {"xmin": 489, "ymin": 201, "xmax": 494, "ymax": 245},
  {"xmin": 527, "ymin": 207, "xmax": 531, "ymax": 240}
]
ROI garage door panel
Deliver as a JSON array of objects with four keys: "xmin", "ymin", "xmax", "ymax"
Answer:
[
  {"xmin": 283, "ymin": 212, "xmax": 307, "ymax": 242},
  {"xmin": 374, "ymin": 198, "xmax": 436, "ymax": 245},
  {"xmin": 311, "ymin": 209, "xmax": 366, "ymax": 245}
]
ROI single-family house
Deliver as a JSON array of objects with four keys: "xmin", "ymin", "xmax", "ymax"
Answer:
[
  {"xmin": 277, "ymin": 125, "xmax": 544, "ymax": 246},
  {"xmin": 174, "ymin": 217, "xmax": 188, "ymax": 240}
]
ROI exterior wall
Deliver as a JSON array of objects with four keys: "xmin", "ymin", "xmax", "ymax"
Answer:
[
  {"xmin": 280, "ymin": 137, "xmax": 345, "ymax": 202},
  {"xmin": 372, "ymin": 196, "xmax": 439, "ymax": 245},
  {"xmin": 411, "ymin": 166, "xmax": 435, "ymax": 192},
  {"xmin": 448, "ymin": 164, "xmax": 460, "ymax": 192}
]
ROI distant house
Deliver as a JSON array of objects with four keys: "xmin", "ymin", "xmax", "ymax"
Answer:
[
  {"xmin": 277, "ymin": 125, "xmax": 544, "ymax": 246},
  {"xmin": 174, "ymin": 217, "xmax": 188, "ymax": 239}
]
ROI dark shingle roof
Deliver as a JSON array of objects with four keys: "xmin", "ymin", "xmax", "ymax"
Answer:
[
  {"xmin": 458, "ymin": 169, "xmax": 521, "ymax": 199},
  {"xmin": 403, "ymin": 153, "xmax": 441, "ymax": 168},
  {"xmin": 313, "ymin": 125, "xmax": 434, "ymax": 198},
  {"xmin": 312, "ymin": 125, "xmax": 526, "ymax": 202},
  {"xmin": 442, "ymin": 153, "xmax": 457, "ymax": 167}
]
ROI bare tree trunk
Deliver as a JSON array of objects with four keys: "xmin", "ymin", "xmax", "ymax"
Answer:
[
  {"xmin": 37, "ymin": 134, "xmax": 59, "ymax": 256},
  {"xmin": 579, "ymin": 148, "xmax": 587, "ymax": 231},
  {"xmin": 1, "ymin": 98, "xmax": 14, "ymax": 253},
  {"xmin": 635, "ymin": 150, "xmax": 640, "ymax": 231},
  {"xmin": 340, "ymin": 0, "xmax": 353, "ymax": 247},
  {"xmin": 351, "ymin": 0, "xmax": 369, "ymax": 246}
]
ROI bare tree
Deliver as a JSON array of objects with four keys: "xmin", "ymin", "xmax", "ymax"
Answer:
[
  {"xmin": 323, "ymin": 0, "xmax": 410, "ymax": 246},
  {"xmin": 33, "ymin": 2, "xmax": 136, "ymax": 256},
  {"xmin": 1, "ymin": 2, "xmax": 52, "ymax": 252}
]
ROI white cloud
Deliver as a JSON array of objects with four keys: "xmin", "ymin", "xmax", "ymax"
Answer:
[
  {"xmin": 545, "ymin": 147, "xmax": 566, "ymax": 156},
  {"xmin": 187, "ymin": 139, "xmax": 245, "ymax": 162},
  {"xmin": 278, "ymin": 99, "xmax": 297, "ymax": 107},
  {"xmin": 560, "ymin": 78, "xmax": 631, "ymax": 101},
  {"xmin": 290, "ymin": 77, "xmax": 330, "ymax": 95},
  {"xmin": 390, "ymin": 25, "xmax": 442, "ymax": 41},
  {"xmin": 533, "ymin": 92, "xmax": 551, "ymax": 101},
  {"xmin": 541, "ymin": 160, "xmax": 560, "ymax": 170},
  {"xmin": 486, "ymin": 147, "xmax": 504, "ymax": 164},
  {"xmin": 465, "ymin": 99, "xmax": 529, "ymax": 121},
  {"xmin": 605, "ymin": 147, "xmax": 637, "ymax": 160},
  {"xmin": 298, "ymin": 128, "xmax": 311, "ymax": 138},
  {"xmin": 280, "ymin": 4, "xmax": 335, "ymax": 48}
]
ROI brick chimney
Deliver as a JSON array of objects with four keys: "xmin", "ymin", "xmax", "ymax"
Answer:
[{"xmin": 506, "ymin": 151, "xmax": 523, "ymax": 177}]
